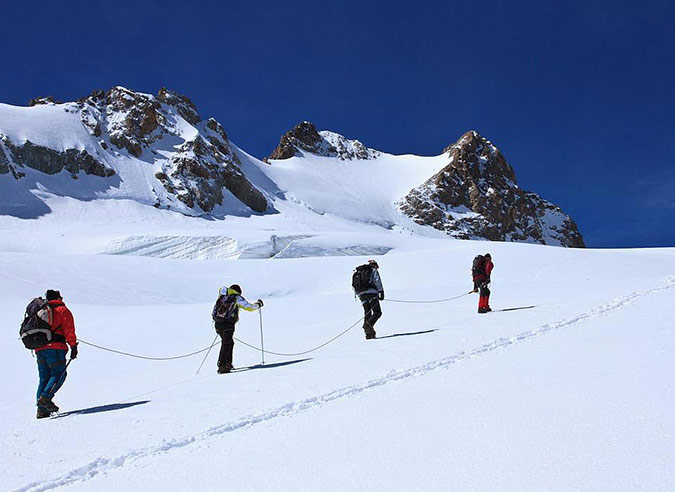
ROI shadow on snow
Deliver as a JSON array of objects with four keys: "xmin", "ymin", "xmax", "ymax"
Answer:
[
  {"xmin": 376, "ymin": 329, "xmax": 438, "ymax": 340},
  {"xmin": 233, "ymin": 358, "xmax": 312, "ymax": 373},
  {"xmin": 53, "ymin": 400, "xmax": 150, "ymax": 418},
  {"xmin": 492, "ymin": 305, "xmax": 537, "ymax": 313}
]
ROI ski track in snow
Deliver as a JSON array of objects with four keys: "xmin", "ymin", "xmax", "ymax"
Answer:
[{"xmin": 14, "ymin": 277, "xmax": 675, "ymax": 492}]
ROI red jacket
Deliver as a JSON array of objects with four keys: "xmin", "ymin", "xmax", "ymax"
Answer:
[
  {"xmin": 473, "ymin": 258, "xmax": 494, "ymax": 282},
  {"xmin": 35, "ymin": 300, "xmax": 77, "ymax": 352}
]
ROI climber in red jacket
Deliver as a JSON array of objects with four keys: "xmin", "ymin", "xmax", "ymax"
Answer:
[
  {"xmin": 35, "ymin": 289, "xmax": 78, "ymax": 418},
  {"xmin": 472, "ymin": 253, "xmax": 494, "ymax": 313}
]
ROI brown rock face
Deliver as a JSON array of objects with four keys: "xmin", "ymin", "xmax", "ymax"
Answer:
[
  {"xmin": 2, "ymin": 138, "xmax": 114, "ymax": 178},
  {"xmin": 399, "ymin": 130, "xmax": 585, "ymax": 247},
  {"xmin": 28, "ymin": 96, "xmax": 61, "ymax": 106},
  {"xmin": 0, "ymin": 143, "xmax": 10, "ymax": 175},
  {"xmin": 104, "ymin": 87, "xmax": 164, "ymax": 157},
  {"xmin": 157, "ymin": 87, "xmax": 201, "ymax": 125},
  {"xmin": 267, "ymin": 122, "xmax": 379, "ymax": 161},
  {"xmin": 268, "ymin": 122, "xmax": 322, "ymax": 160}
]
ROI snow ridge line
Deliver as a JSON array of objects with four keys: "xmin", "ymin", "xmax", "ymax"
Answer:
[{"xmin": 14, "ymin": 278, "xmax": 675, "ymax": 492}]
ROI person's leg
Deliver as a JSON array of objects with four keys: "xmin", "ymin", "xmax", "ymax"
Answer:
[
  {"xmin": 36, "ymin": 351, "xmax": 50, "ymax": 402},
  {"xmin": 368, "ymin": 298, "xmax": 382, "ymax": 327},
  {"xmin": 41, "ymin": 350, "xmax": 67, "ymax": 398},
  {"xmin": 480, "ymin": 284, "xmax": 491, "ymax": 311},
  {"xmin": 361, "ymin": 296, "xmax": 376, "ymax": 338},
  {"xmin": 222, "ymin": 328, "xmax": 235, "ymax": 368},
  {"xmin": 215, "ymin": 324, "xmax": 228, "ymax": 370}
]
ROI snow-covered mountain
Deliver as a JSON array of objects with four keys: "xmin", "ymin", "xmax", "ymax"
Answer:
[
  {"xmin": 0, "ymin": 87, "xmax": 269, "ymax": 218},
  {"xmin": 1, "ymin": 87, "xmax": 583, "ymax": 247},
  {"xmin": 399, "ymin": 130, "xmax": 585, "ymax": 247},
  {"xmin": 2, "ymin": 89, "xmax": 674, "ymax": 492}
]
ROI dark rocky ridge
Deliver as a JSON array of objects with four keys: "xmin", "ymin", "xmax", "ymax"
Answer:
[
  {"xmin": 399, "ymin": 131, "xmax": 585, "ymax": 247},
  {"xmin": 4, "ymin": 139, "xmax": 115, "ymax": 178},
  {"xmin": 267, "ymin": 121, "xmax": 379, "ymax": 161}
]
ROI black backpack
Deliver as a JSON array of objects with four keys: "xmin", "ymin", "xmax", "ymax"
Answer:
[
  {"xmin": 19, "ymin": 298, "xmax": 65, "ymax": 350},
  {"xmin": 472, "ymin": 255, "xmax": 486, "ymax": 276},
  {"xmin": 212, "ymin": 294, "xmax": 238, "ymax": 322},
  {"xmin": 352, "ymin": 265, "xmax": 374, "ymax": 293}
]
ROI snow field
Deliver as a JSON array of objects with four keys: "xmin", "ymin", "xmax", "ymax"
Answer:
[{"xmin": 1, "ymin": 236, "xmax": 674, "ymax": 491}]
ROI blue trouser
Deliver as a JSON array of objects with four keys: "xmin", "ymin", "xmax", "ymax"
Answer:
[{"xmin": 36, "ymin": 349, "xmax": 67, "ymax": 401}]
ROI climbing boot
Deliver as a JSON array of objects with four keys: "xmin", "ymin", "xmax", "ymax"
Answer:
[
  {"xmin": 363, "ymin": 322, "xmax": 376, "ymax": 339},
  {"xmin": 218, "ymin": 362, "xmax": 234, "ymax": 374},
  {"xmin": 38, "ymin": 396, "xmax": 59, "ymax": 413}
]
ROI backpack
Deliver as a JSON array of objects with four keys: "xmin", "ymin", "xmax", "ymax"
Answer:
[
  {"xmin": 352, "ymin": 265, "xmax": 374, "ymax": 293},
  {"xmin": 212, "ymin": 294, "xmax": 238, "ymax": 322},
  {"xmin": 472, "ymin": 255, "xmax": 487, "ymax": 276},
  {"xmin": 19, "ymin": 298, "xmax": 65, "ymax": 350}
]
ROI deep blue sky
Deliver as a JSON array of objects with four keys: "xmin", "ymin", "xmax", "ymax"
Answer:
[{"xmin": 1, "ymin": 0, "xmax": 673, "ymax": 247}]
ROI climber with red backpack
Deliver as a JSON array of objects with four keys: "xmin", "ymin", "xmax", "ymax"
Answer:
[
  {"xmin": 212, "ymin": 284, "xmax": 263, "ymax": 373},
  {"xmin": 20, "ymin": 289, "xmax": 79, "ymax": 418},
  {"xmin": 472, "ymin": 253, "xmax": 494, "ymax": 313}
]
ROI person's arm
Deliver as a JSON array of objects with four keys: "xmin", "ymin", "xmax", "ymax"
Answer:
[
  {"xmin": 485, "ymin": 261, "xmax": 494, "ymax": 282},
  {"xmin": 236, "ymin": 295, "xmax": 261, "ymax": 311},
  {"xmin": 372, "ymin": 270, "xmax": 385, "ymax": 299},
  {"xmin": 61, "ymin": 307, "xmax": 77, "ymax": 347}
]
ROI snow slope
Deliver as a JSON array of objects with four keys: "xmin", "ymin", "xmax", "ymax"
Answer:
[
  {"xmin": 0, "ymin": 95, "xmax": 672, "ymax": 491},
  {"xmin": 1, "ymin": 222, "xmax": 673, "ymax": 491}
]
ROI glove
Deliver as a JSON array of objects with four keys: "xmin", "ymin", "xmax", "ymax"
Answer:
[
  {"xmin": 70, "ymin": 344, "xmax": 78, "ymax": 360},
  {"xmin": 379, "ymin": 291, "xmax": 385, "ymax": 301},
  {"xmin": 256, "ymin": 299, "xmax": 264, "ymax": 308}
]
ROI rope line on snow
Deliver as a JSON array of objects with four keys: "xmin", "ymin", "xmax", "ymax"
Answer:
[
  {"xmin": 234, "ymin": 316, "xmax": 364, "ymax": 356},
  {"xmin": 77, "ymin": 289, "xmax": 473, "ymax": 361},
  {"xmin": 384, "ymin": 290, "xmax": 474, "ymax": 304},
  {"xmin": 78, "ymin": 339, "xmax": 219, "ymax": 361}
]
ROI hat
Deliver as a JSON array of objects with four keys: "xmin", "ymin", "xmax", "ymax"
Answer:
[
  {"xmin": 45, "ymin": 289, "xmax": 62, "ymax": 301},
  {"xmin": 229, "ymin": 284, "xmax": 242, "ymax": 295},
  {"xmin": 367, "ymin": 259, "xmax": 379, "ymax": 268},
  {"xmin": 484, "ymin": 253, "xmax": 491, "ymax": 259}
]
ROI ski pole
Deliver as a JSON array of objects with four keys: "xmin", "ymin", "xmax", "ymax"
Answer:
[
  {"xmin": 196, "ymin": 334, "xmax": 219, "ymax": 375},
  {"xmin": 259, "ymin": 308, "xmax": 265, "ymax": 366}
]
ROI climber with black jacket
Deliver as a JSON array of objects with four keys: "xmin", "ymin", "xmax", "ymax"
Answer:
[
  {"xmin": 352, "ymin": 259, "xmax": 385, "ymax": 339},
  {"xmin": 472, "ymin": 253, "xmax": 494, "ymax": 313},
  {"xmin": 211, "ymin": 284, "xmax": 263, "ymax": 373}
]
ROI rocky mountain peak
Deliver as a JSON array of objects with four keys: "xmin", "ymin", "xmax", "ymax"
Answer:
[
  {"xmin": 399, "ymin": 131, "xmax": 585, "ymax": 247},
  {"xmin": 442, "ymin": 130, "xmax": 517, "ymax": 186},
  {"xmin": 2, "ymin": 86, "xmax": 269, "ymax": 216},
  {"xmin": 157, "ymin": 87, "xmax": 201, "ymax": 125},
  {"xmin": 267, "ymin": 121, "xmax": 379, "ymax": 161}
]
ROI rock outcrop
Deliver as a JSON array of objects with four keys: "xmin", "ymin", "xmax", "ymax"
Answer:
[
  {"xmin": 267, "ymin": 121, "xmax": 379, "ymax": 161},
  {"xmin": 399, "ymin": 131, "xmax": 585, "ymax": 247},
  {"xmin": 4, "ymin": 139, "xmax": 114, "ymax": 178},
  {"xmin": 4, "ymin": 87, "xmax": 269, "ymax": 215}
]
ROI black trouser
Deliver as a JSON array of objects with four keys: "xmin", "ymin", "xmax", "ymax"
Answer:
[
  {"xmin": 215, "ymin": 320, "xmax": 235, "ymax": 368},
  {"xmin": 474, "ymin": 279, "xmax": 490, "ymax": 298},
  {"xmin": 361, "ymin": 294, "xmax": 382, "ymax": 329}
]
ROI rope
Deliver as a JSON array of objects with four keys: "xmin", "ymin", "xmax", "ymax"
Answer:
[
  {"xmin": 78, "ymin": 290, "xmax": 472, "ymax": 362},
  {"xmin": 78, "ymin": 315, "xmax": 364, "ymax": 361},
  {"xmin": 79, "ymin": 338, "xmax": 219, "ymax": 361},
  {"xmin": 384, "ymin": 290, "xmax": 474, "ymax": 304},
  {"xmin": 234, "ymin": 316, "xmax": 364, "ymax": 356}
]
